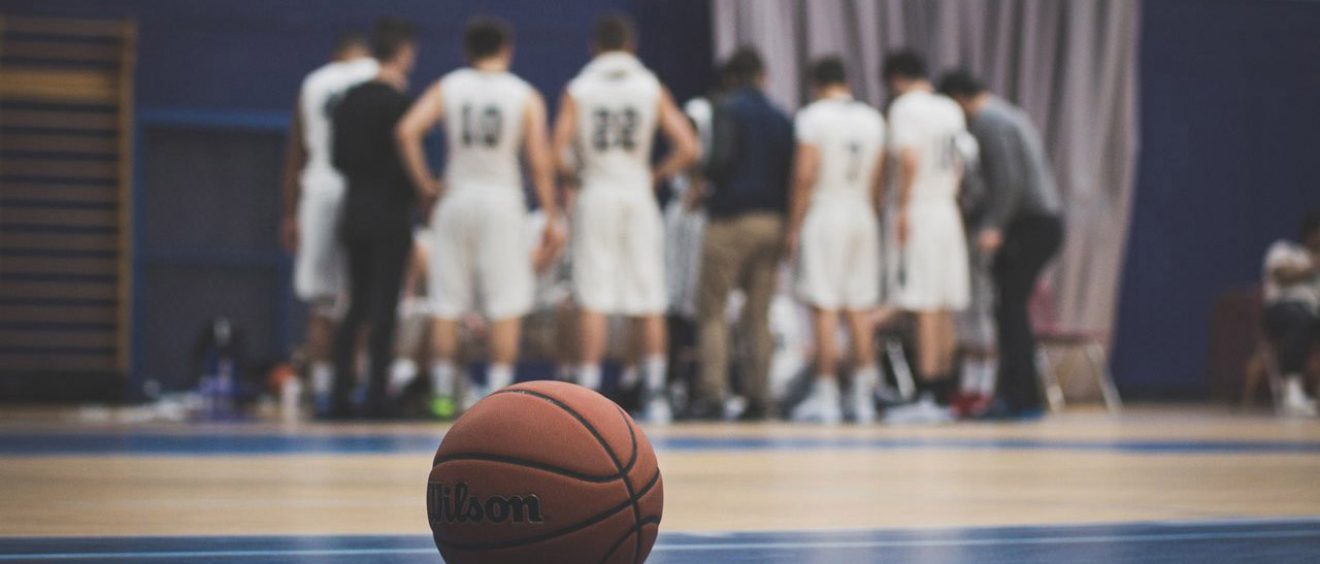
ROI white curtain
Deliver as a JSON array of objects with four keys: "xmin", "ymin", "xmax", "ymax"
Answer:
[{"xmin": 713, "ymin": 0, "xmax": 1141, "ymax": 338}]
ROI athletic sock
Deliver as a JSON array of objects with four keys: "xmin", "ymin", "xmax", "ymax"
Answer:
[
  {"xmin": 958, "ymin": 358, "xmax": 980, "ymax": 395},
  {"xmin": 1283, "ymin": 375, "xmax": 1308, "ymax": 402},
  {"xmin": 854, "ymin": 364, "xmax": 879, "ymax": 390},
  {"xmin": 430, "ymin": 361, "xmax": 457, "ymax": 397},
  {"xmin": 618, "ymin": 365, "xmax": 640, "ymax": 391},
  {"xmin": 578, "ymin": 364, "xmax": 602, "ymax": 391},
  {"xmin": 977, "ymin": 360, "xmax": 997, "ymax": 397},
  {"xmin": 960, "ymin": 357, "xmax": 996, "ymax": 396},
  {"xmin": 487, "ymin": 363, "xmax": 515, "ymax": 392},
  {"xmin": 643, "ymin": 355, "xmax": 667, "ymax": 395},
  {"xmin": 310, "ymin": 362, "xmax": 333, "ymax": 396},
  {"xmin": 814, "ymin": 375, "xmax": 839, "ymax": 394}
]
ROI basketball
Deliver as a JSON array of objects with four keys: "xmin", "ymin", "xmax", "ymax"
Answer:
[{"xmin": 427, "ymin": 380, "xmax": 664, "ymax": 564}]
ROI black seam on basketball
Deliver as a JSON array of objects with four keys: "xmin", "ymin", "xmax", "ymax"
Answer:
[
  {"xmin": 435, "ymin": 469, "xmax": 661, "ymax": 551},
  {"xmin": 613, "ymin": 405, "xmax": 639, "ymax": 472},
  {"xmin": 481, "ymin": 388, "xmax": 643, "ymax": 556},
  {"xmin": 431, "ymin": 452, "xmax": 625, "ymax": 483},
  {"xmin": 597, "ymin": 517, "xmax": 662, "ymax": 564},
  {"xmin": 597, "ymin": 527, "xmax": 633, "ymax": 564},
  {"xmin": 488, "ymin": 389, "xmax": 640, "ymax": 475},
  {"xmin": 615, "ymin": 404, "xmax": 643, "ymax": 564}
]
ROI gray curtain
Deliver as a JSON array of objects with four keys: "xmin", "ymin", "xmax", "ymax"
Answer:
[{"xmin": 713, "ymin": 0, "xmax": 1140, "ymax": 339}]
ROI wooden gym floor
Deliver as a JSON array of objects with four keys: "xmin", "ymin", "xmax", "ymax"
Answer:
[{"xmin": 0, "ymin": 406, "xmax": 1318, "ymax": 562}]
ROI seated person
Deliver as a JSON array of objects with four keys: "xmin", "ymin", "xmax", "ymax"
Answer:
[{"xmin": 1262, "ymin": 210, "xmax": 1320, "ymax": 417}]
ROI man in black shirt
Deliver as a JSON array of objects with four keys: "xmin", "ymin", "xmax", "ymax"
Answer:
[{"xmin": 327, "ymin": 17, "xmax": 424, "ymax": 418}]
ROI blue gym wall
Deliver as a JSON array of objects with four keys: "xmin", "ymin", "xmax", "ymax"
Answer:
[
  {"xmin": 0, "ymin": 0, "xmax": 712, "ymax": 398},
  {"xmin": 1112, "ymin": 0, "xmax": 1320, "ymax": 398}
]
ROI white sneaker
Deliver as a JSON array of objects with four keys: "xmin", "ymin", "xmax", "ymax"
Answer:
[
  {"xmin": 883, "ymin": 394, "xmax": 954, "ymax": 425},
  {"xmin": 851, "ymin": 382, "xmax": 878, "ymax": 424},
  {"xmin": 577, "ymin": 368, "xmax": 602, "ymax": 391},
  {"xmin": 387, "ymin": 358, "xmax": 418, "ymax": 398},
  {"xmin": 874, "ymin": 382, "xmax": 906, "ymax": 406},
  {"xmin": 641, "ymin": 394, "xmax": 673, "ymax": 424},
  {"xmin": 722, "ymin": 395, "xmax": 748, "ymax": 421},
  {"xmin": 792, "ymin": 379, "xmax": 843, "ymax": 424},
  {"xmin": 1282, "ymin": 378, "xmax": 1318, "ymax": 418}
]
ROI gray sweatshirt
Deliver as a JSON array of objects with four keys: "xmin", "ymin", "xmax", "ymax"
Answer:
[{"xmin": 969, "ymin": 96, "xmax": 1062, "ymax": 230}]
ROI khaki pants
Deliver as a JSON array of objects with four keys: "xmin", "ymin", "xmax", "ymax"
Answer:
[{"xmin": 696, "ymin": 212, "xmax": 784, "ymax": 410}]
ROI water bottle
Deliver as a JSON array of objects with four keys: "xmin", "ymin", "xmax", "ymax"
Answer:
[{"xmin": 196, "ymin": 317, "xmax": 239, "ymax": 420}]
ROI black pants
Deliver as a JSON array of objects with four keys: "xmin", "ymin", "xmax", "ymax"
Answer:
[
  {"xmin": 332, "ymin": 227, "xmax": 412, "ymax": 413},
  {"xmin": 1264, "ymin": 302, "xmax": 1319, "ymax": 375},
  {"xmin": 992, "ymin": 214, "xmax": 1063, "ymax": 411}
]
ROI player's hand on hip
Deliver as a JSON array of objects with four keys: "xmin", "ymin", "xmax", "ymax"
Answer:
[
  {"xmin": 977, "ymin": 228, "xmax": 1004, "ymax": 254},
  {"xmin": 783, "ymin": 230, "xmax": 800, "ymax": 262},
  {"xmin": 683, "ymin": 178, "xmax": 706, "ymax": 212},
  {"xmin": 419, "ymin": 178, "xmax": 442, "ymax": 210},
  {"xmin": 280, "ymin": 216, "xmax": 299, "ymax": 254},
  {"xmin": 532, "ymin": 222, "xmax": 565, "ymax": 273},
  {"xmin": 896, "ymin": 210, "xmax": 910, "ymax": 248}
]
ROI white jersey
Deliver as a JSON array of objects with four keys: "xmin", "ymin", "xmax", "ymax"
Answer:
[
  {"xmin": 568, "ymin": 52, "xmax": 662, "ymax": 192},
  {"xmin": 298, "ymin": 57, "xmax": 378, "ymax": 193},
  {"xmin": 795, "ymin": 95, "xmax": 886, "ymax": 203},
  {"xmin": 1263, "ymin": 240, "xmax": 1319, "ymax": 309},
  {"xmin": 439, "ymin": 68, "xmax": 534, "ymax": 195},
  {"xmin": 684, "ymin": 96, "xmax": 714, "ymax": 159},
  {"xmin": 888, "ymin": 89, "xmax": 966, "ymax": 203}
]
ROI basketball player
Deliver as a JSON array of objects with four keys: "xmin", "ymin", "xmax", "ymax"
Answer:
[
  {"xmin": 786, "ymin": 58, "xmax": 887, "ymax": 424},
  {"xmin": 279, "ymin": 32, "xmax": 377, "ymax": 414},
  {"xmin": 881, "ymin": 51, "xmax": 970, "ymax": 423},
  {"xmin": 552, "ymin": 14, "xmax": 699, "ymax": 422},
  {"xmin": 396, "ymin": 17, "xmax": 561, "ymax": 418}
]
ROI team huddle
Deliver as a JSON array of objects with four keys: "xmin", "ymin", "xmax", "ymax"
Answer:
[{"xmin": 282, "ymin": 13, "xmax": 1061, "ymax": 425}]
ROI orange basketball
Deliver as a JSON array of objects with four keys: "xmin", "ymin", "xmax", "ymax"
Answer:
[{"xmin": 427, "ymin": 380, "xmax": 664, "ymax": 564}]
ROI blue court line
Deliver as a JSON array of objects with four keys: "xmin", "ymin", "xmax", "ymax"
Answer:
[
  {"xmin": 2, "ymin": 518, "xmax": 1319, "ymax": 562},
  {"xmin": 7, "ymin": 531, "xmax": 1320, "ymax": 560},
  {"xmin": 0, "ymin": 548, "xmax": 432, "ymax": 561},
  {"xmin": 1, "ymin": 431, "xmax": 1319, "ymax": 456}
]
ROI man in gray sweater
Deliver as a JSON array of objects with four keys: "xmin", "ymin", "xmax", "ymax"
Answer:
[{"xmin": 939, "ymin": 70, "xmax": 1063, "ymax": 418}]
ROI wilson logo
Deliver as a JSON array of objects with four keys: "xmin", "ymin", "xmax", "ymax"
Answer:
[{"xmin": 428, "ymin": 482, "xmax": 544, "ymax": 525}]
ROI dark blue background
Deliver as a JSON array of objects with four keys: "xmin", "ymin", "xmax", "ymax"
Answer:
[
  {"xmin": 1112, "ymin": 0, "xmax": 1320, "ymax": 398},
  {"xmin": 0, "ymin": 0, "xmax": 714, "ymax": 110},
  {"xmin": 0, "ymin": 0, "xmax": 713, "ymax": 396}
]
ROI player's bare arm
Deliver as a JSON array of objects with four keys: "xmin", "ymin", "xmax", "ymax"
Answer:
[
  {"xmin": 1272, "ymin": 262, "xmax": 1319, "ymax": 285},
  {"xmin": 870, "ymin": 146, "xmax": 887, "ymax": 218},
  {"xmin": 550, "ymin": 90, "xmax": 579, "ymax": 185},
  {"xmin": 784, "ymin": 142, "xmax": 820, "ymax": 261},
  {"xmin": 896, "ymin": 147, "xmax": 919, "ymax": 246},
  {"xmin": 279, "ymin": 96, "xmax": 307, "ymax": 253},
  {"xmin": 651, "ymin": 87, "xmax": 700, "ymax": 185},
  {"xmin": 396, "ymin": 80, "xmax": 445, "ymax": 201},
  {"xmin": 522, "ymin": 90, "xmax": 565, "ymax": 266}
]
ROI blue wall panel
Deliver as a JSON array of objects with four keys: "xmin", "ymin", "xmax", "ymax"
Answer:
[
  {"xmin": 0, "ymin": 0, "xmax": 713, "ymax": 398},
  {"xmin": 1113, "ymin": 0, "xmax": 1320, "ymax": 398},
  {"xmin": 0, "ymin": 0, "xmax": 710, "ymax": 111}
]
